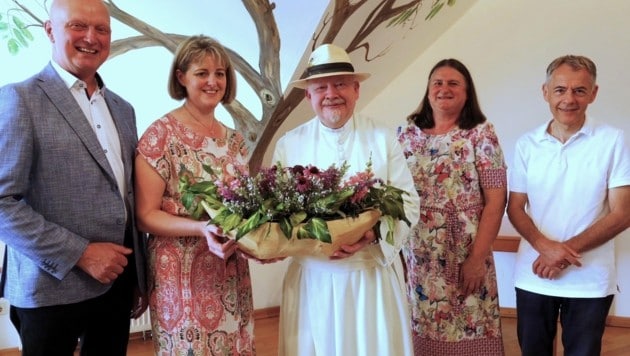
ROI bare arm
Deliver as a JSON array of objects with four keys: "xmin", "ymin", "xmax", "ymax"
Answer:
[
  {"xmin": 565, "ymin": 185, "xmax": 630, "ymax": 252},
  {"xmin": 507, "ymin": 191, "xmax": 581, "ymax": 279},
  {"xmin": 460, "ymin": 186, "xmax": 506, "ymax": 296},
  {"xmin": 134, "ymin": 155, "xmax": 237, "ymax": 259}
]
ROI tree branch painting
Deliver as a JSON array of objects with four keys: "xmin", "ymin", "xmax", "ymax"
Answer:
[{"xmin": 0, "ymin": 0, "xmax": 456, "ymax": 172}]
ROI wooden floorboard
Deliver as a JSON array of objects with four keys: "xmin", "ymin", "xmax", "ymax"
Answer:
[
  {"xmin": 1, "ymin": 313, "xmax": 628, "ymax": 356},
  {"xmin": 118, "ymin": 315, "xmax": 630, "ymax": 356}
]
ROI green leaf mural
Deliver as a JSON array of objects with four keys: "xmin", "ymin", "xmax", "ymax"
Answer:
[{"xmin": 1, "ymin": 11, "xmax": 35, "ymax": 54}]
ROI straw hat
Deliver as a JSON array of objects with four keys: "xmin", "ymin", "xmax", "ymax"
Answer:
[{"xmin": 290, "ymin": 44, "xmax": 371, "ymax": 89}]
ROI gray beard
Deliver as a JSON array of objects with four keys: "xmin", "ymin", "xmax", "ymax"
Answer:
[{"xmin": 324, "ymin": 108, "xmax": 343, "ymax": 125}]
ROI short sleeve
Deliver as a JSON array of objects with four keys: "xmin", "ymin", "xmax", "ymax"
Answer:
[
  {"xmin": 473, "ymin": 122, "xmax": 507, "ymax": 189},
  {"xmin": 608, "ymin": 129, "xmax": 630, "ymax": 189},
  {"xmin": 137, "ymin": 118, "xmax": 172, "ymax": 182}
]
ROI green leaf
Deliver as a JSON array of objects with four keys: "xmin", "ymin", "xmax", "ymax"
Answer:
[
  {"xmin": 296, "ymin": 224, "xmax": 310, "ymax": 240},
  {"xmin": 383, "ymin": 216, "xmax": 396, "ymax": 245},
  {"xmin": 447, "ymin": 0, "xmax": 457, "ymax": 6},
  {"xmin": 13, "ymin": 28, "xmax": 27, "ymax": 47},
  {"xmin": 312, "ymin": 188, "xmax": 354, "ymax": 213},
  {"xmin": 192, "ymin": 202, "xmax": 205, "ymax": 220},
  {"xmin": 180, "ymin": 191, "xmax": 196, "ymax": 211},
  {"xmin": 0, "ymin": 22, "xmax": 8, "ymax": 32},
  {"xmin": 210, "ymin": 208, "xmax": 231, "ymax": 226},
  {"xmin": 381, "ymin": 195, "xmax": 408, "ymax": 224},
  {"xmin": 304, "ymin": 217, "xmax": 331, "ymax": 243},
  {"xmin": 279, "ymin": 217, "xmax": 293, "ymax": 240},
  {"xmin": 425, "ymin": 2, "xmax": 445, "ymax": 20},
  {"xmin": 188, "ymin": 181, "xmax": 217, "ymax": 194},
  {"xmin": 18, "ymin": 25, "xmax": 33, "ymax": 41},
  {"xmin": 375, "ymin": 185, "xmax": 411, "ymax": 226},
  {"xmin": 387, "ymin": 8, "xmax": 417, "ymax": 27},
  {"xmin": 7, "ymin": 38, "xmax": 19, "ymax": 55},
  {"xmin": 289, "ymin": 211, "xmax": 307, "ymax": 226},
  {"xmin": 201, "ymin": 164, "xmax": 215, "ymax": 176},
  {"xmin": 178, "ymin": 173, "xmax": 192, "ymax": 192},
  {"xmin": 202, "ymin": 196, "xmax": 224, "ymax": 210},
  {"xmin": 221, "ymin": 212, "xmax": 243, "ymax": 232},
  {"xmin": 235, "ymin": 211, "xmax": 263, "ymax": 239},
  {"xmin": 11, "ymin": 15, "xmax": 25, "ymax": 28}
]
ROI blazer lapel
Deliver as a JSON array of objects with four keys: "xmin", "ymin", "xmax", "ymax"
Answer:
[
  {"xmin": 104, "ymin": 92, "xmax": 136, "ymax": 184},
  {"xmin": 37, "ymin": 64, "xmax": 118, "ymax": 186}
]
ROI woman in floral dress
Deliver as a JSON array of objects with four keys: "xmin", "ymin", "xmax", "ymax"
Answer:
[
  {"xmin": 398, "ymin": 59, "xmax": 507, "ymax": 356},
  {"xmin": 135, "ymin": 35, "xmax": 255, "ymax": 355}
]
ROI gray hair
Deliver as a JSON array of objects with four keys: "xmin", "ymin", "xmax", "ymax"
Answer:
[{"xmin": 545, "ymin": 55, "xmax": 597, "ymax": 84}]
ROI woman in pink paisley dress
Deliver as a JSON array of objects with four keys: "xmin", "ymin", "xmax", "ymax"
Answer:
[
  {"xmin": 135, "ymin": 35, "xmax": 255, "ymax": 355},
  {"xmin": 397, "ymin": 59, "xmax": 507, "ymax": 356}
]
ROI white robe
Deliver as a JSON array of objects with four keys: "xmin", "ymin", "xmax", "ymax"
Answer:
[{"xmin": 273, "ymin": 114, "xmax": 420, "ymax": 356}]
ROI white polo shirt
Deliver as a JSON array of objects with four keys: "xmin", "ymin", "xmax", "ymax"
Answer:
[{"xmin": 509, "ymin": 117, "xmax": 630, "ymax": 298}]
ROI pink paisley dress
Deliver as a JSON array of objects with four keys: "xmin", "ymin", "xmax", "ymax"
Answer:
[
  {"xmin": 397, "ymin": 122, "xmax": 506, "ymax": 356},
  {"xmin": 137, "ymin": 114, "xmax": 255, "ymax": 356}
]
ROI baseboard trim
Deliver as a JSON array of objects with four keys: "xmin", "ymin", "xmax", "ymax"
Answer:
[
  {"xmin": 127, "ymin": 306, "xmax": 282, "ymax": 341},
  {"xmin": 604, "ymin": 315, "xmax": 630, "ymax": 328},
  {"xmin": 500, "ymin": 307, "xmax": 518, "ymax": 319},
  {"xmin": 253, "ymin": 306, "xmax": 280, "ymax": 320},
  {"xmin": 255, "ymin": 305, "xmax": 630, "ymax": 328},
  {"xmin": 493, "ymin": 235, "xmax": 520, "ymax": 252}
]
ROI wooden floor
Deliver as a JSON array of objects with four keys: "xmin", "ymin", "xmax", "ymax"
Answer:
[
  {"xmin": 1, "ymin": 315, "xmax": 628, "ymax": 355},
  {"xmin": 94, "ymin": 316, "xmax": 630, "ymax": 356}
]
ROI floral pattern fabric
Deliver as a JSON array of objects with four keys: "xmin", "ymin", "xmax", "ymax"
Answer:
[
  {"xmin": 397, "ymin": 122, "xmax": 506, "ymax": 355},
  {"xmin": 137, "ymin": 115, "xmax": 255, "ymax": 356}
]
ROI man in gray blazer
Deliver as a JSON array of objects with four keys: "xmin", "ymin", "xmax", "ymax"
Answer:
[{"xmin": 0, "ymin": 0, "xmax": 146, "ymax": 354}]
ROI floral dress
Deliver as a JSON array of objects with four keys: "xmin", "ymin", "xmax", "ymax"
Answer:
[
  {"xmin": 397, "ymin": 122, "xmax": 506, "ymax": 356},
  {"xmin": 137, "ymin": 114, "xmax": 255, "ymax": 356}
]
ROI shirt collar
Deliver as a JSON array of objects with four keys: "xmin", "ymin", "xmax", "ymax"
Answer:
[
  {"xmin": 534, "ymin": 116, "xmax": 594, "ymax": 143},
  {"xmin": 50, "ymin": 61, "xmax": 106, "ymax": 94},
  {"xmin": 319, "ymin": 114, "xmax": 355, "ymax": 134}
]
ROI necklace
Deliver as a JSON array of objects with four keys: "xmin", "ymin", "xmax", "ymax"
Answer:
[{"xmin": 183, "ymin": 103, "xmax": 218, "ymax": 135}]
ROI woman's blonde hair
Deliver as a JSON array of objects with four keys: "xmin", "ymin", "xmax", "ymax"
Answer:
[{"xmin": 167, "ymin": 35, "xmax": 237, "ymax": 103}]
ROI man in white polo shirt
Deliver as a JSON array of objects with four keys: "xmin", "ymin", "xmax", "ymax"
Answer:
[{"xmin": 507, "ymin": 55, "xmax": 630, "ymax": 356}]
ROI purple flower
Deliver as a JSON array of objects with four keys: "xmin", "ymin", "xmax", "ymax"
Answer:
[
  {"xmin": 179, "ymin": 157, "xmax": 410, "ymax": 244},
  {"xmin": 296, "ymin": 176, "xmax": 310, "ymax": 193},
  {"xmin": 291, "ymin": 165, "xmax": 305, "ymax": 176}
]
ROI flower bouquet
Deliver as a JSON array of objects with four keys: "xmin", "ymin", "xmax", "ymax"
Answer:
[{"xmin": 179, "ymin": 160, "xmax": 411, "ymax": 259}]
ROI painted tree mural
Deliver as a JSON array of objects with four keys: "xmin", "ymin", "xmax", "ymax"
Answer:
[{"xmin": 1, "ymin": 0, "xmax": 455, "ymax": 172}]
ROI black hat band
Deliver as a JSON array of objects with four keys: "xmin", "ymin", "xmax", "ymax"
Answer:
[{"xmin": 302, "ymin": 62, "xmax": 355, "ymax": 79}]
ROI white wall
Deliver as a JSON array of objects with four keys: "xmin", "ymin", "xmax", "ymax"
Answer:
[
  {"xmin": 3, "ymin": 0, "xmax": 630, "ymax": 350},
  {"xmin": 362, "ymin": 0, "xmax": 630, "ymax": 316},
  {"xmin": 0, "ymin": 1, "xmax": 324, "ymax": 349}
]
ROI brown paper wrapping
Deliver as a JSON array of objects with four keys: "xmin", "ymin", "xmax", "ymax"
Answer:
[{"xmin": 206, "ymin": 207, "xmax": 381, "ymax": 259}]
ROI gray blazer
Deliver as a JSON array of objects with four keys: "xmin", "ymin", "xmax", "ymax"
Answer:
[{"xmin": 0, "ymin": 63, "xmax": 146, "ymax": 308}]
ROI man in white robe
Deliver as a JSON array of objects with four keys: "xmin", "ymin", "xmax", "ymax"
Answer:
[{"xmin": 272, "ymin": 44, "xmax": 420, "ymax": 356}]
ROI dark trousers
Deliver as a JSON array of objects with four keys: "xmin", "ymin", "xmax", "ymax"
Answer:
[
  {"xmin": 10, "ymin": 268, "xmax": 134, "ymax": 356},
  {"xmin": 515, "ymin": 287, "xmax": 613, "ymax": 356}
]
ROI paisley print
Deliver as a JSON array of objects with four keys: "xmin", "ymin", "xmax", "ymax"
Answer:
[{"xmin": 138, "ymin": 115, "xmax": 255, "ymax": 355}]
